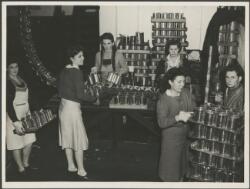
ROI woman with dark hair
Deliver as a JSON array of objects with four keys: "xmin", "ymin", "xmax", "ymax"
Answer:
[
  {"xmin": 6, "ymin": 57, "xmax": 36, "ymax": 175},
  {"xmin": 155, "ymin": 40, "xmax": 190, "ymax": 88},
  {"xmin": 157, "ymin": 67, "xmax": 196, "ymax": 182},
  {"xmin": 57, "ymin": 44, "xmax": 96, "ymax": 179},
  {"xmin": 92, "ymin": 32, "xmax": 128, "ymax": 81},
  {"xmin": 217, "ymin": 60, "xmax": 244, "ymax": 111}
]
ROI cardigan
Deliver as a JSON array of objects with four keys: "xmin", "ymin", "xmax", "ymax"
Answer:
[{"xmin": 57, "ymin": 67, "xmax": 96, "ymax": 103}]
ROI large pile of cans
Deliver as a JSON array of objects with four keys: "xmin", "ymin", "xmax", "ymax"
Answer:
[
  {"xmin": 20, "ymin": 109, "xmax": 56, "ymax": 133},
  {"xmin": 151, "ymin": 12, "xmax": 188, "ymax": 56},
  {"xmin": 188, "ymin": 104, "xmax": 244, "ymax": 182}
]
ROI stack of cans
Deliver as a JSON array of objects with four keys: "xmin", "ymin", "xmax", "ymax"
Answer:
[
  {"xmin": 188, "ymin": 104, "xmax": 244, "ymax": 182},
  {"xmin": 21, "ymin": 109, "xmax": 56, "ymax": 133}
]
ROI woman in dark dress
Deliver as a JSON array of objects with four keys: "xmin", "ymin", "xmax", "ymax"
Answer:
[{"xmin": 157, "ymin": 67, "xmax": 196, "ymax": 181}]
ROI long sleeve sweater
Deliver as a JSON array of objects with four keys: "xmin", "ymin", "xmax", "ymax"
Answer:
[
  {"xmin": 6, "ymin": 80, "xmax": 19, "ymax": 122},
  {"xmin": 157, "ymin": 88, "xmax": 196, "ymax": 129},
  {"xmin": 57, "ymin": 67, "xmax": 96, "ymax": 103}
]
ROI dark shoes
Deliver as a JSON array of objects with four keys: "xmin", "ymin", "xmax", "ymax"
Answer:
[{"xmin": 76, "ymin": 174, "xmax": 91, "ymax": 181}]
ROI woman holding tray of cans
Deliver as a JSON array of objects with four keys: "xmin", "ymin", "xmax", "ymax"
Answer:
[
  {"xmin": 157, "ymin": 67, "xmax": 196, "ymax": 181},
  {"xmin": 6, "ymin": 56, "xmax": 37, "ymax": 175},
  {"xmin": 57, "ymin": 44, "xmax": 97, "ymax": 180},
  {"xmin": 91, "ymin": 32, "xmax": 128, "ymax": 82}
]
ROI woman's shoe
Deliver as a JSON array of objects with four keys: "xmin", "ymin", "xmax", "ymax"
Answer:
[{"xmin": 77, "ymin": 174, "xmax": 90, "ymax": 181}]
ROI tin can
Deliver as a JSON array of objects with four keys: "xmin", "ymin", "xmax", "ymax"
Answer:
[
  {"xmin": 230, "ymin": 21, "xmax": 237, "ymax": 31},
  {"xmin": 161, "ymin": 30, "xmax": 166, "ymax": 36},
  {"xmin": 206, "ymin": 127, "xmax": 213, "ymax": 140},
  {"xmin": 156, "ymin": 22, "xmax": 160, "ymax": 29},
  {"xmin": 204, "ymin": 110, "xmax": 215, "ymax": 126},
  {"xmin": 160, "ymin": 22, "xmax": 166, "ymax": 28},
  {"xmin": 217, "ymin": 111, "xmax": 228, "ymax": 128},
  {"xmin": 192, "ymin": 164, "xmax": 201, "ymax": 178},
  {"xmin": 230, "ymin": 145, "xmax": 237, "ymax": 158},
  {"xmin": 181, "ymin": 22, "xmax": 185, "ymax": 28},
  {"xmin": 175, "ymin": 13, "xmax": 179, "ymax": 19},
  {"xmin": 156, "ymin": 38, "xmax": 161, "ymax": 43},
  {"xmin": 143, "ymin": 54, "xmax": 148, "ymax": 59},
  {"xmin": 200, "ymin": 125, "xmax": 207, "ymax": 139},
  {"xmin": 220, "ymin": 143, "xmax": 230, "ymax": 157},
  {"xmin": 229, "ymin": 33, "xmax": 236, "ymax": 42},
  {"xmin": 215, "ymin": 169, "xmax": 226, "ymax": 182}
]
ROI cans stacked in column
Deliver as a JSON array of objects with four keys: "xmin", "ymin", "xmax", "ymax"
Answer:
[
  {"xmin": 150, "ymin": 12, "xmax": 189, "ymax": 72},
  {"xmin": 117, "ymin": 32, "xmax": 152, "ymax": 87},
  {"xmin": 188, "ymin": 104, "xmax": 244, "ymax": 182},
  {"xmin": 217, "ymin": 21, "xmax": 239, "ymax": 68}
]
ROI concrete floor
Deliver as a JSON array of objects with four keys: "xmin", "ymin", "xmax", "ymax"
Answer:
[{"xmin": 6, "ymin": 118, "xmax": 162, "ymax": 182}]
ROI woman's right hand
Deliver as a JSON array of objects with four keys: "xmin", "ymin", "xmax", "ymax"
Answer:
[
  {"xmin": 13, "ymin": 121, "xmax": 25, "ymax": 135},
  {"xmin": 176, "ymin": 111, "xmax": 193, "ymax": 122},
  {"xmin": 91, "ymin": 66, "xmax": 97, "ymax": 74}
]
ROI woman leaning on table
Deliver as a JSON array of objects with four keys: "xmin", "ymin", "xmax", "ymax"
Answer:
[
  {"xmin": 57, "ymin": 44, "xmax": 96, "ymax": 180},
  {"xmin": 6, "ymin": 57, "xmax": 37, "ymax": 175},
  {"xmin": 91, "ymin": 32, "xmax": 128, "ymax": 81},
  {"xmin": 157, "ymin": 67, "xmax": 196, "ymax": 182}
]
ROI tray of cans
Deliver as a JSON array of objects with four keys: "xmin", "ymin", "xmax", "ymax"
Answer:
[
  {"xmin": 188, "ymin": 161, "xmax": 241, "ymax": 182},
  {"xmin": 14, "ymin": 109, "xmax": 56, "ymax": 133},
  {"xmin": 190, "ymin": 140, "xmax": 240, "ymax": 161},
  {"xmin": 189, "ymin": 105, "xmax": 244, "ymax": 133}
]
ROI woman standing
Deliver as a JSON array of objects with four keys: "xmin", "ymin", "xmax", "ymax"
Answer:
[
  {"xmin": 92, "ymin": 32, "xmax": 128, "ymax": 81},
  {"xmin": 6, "ymin": 57, "xmax": 36, "ymax": 175},
  {"xmin": 157, "ymin": 68, "xmax": 196, "ymax": 181},
  {"xmin": 155, "ymin": 40, "xmax": 190, "ymax": 88},
  {"xmin": 57, "ymin": 45, "xmax": 96, "ymax": 179}
]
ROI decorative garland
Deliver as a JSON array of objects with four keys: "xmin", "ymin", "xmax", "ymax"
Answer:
[{"xmin": 18, "ymin": 7, "xmax": 57, "ymax": 87}]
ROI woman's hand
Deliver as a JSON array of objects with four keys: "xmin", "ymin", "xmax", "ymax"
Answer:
[
  {"xmin": 91, "ymin": 66, "xmax": 97, "ymax": 74},
  {"xmin": 13, "ymin": 121, "xmax": 25, "ymax": 135},
  {"xmin": 176, "ymin": 111, "xmax": 193, "ymax": 122}
]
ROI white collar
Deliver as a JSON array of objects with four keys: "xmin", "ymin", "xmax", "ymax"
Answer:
[{"xmin": 66, "ymin": 64, "xmax": 79, "ymax": 69}]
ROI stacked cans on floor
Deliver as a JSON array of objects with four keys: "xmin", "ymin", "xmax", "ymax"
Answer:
[
  {"xmin": 21, "ymin": 109, "xmax": 56, "ymax": 133},
  {"xmin": 188, "ymin": 104, "xmax": 244, "ymax": 182}
]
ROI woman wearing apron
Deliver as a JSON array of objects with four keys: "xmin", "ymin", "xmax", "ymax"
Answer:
[
  {"xmin": 57, "ymin": 45, "xmax": 96, "ymax": 180},
  {"xmin": 92, "ymin": 32, "xmax": 128, "ymax": 81},
  {"xmin": 6, "ymin": 58, "xmax": 36, "ymax": 174}
]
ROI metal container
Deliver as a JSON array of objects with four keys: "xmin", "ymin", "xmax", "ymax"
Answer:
[
  {"xmin": 229, "ymin": 33, "xmax": 236, "ymax": 42},
  {"xmin": 217, "ymin": 111, "xmax": 228, "ymax": 128},
  {"xmin": 156, "ymin": 22, "xmax": 160, "ymax": 29},
  {"xmin": 88, "ymin": 73, "xmax": 101, "ymax": 85},
  {"xmin": 193, "ymin": 107, "xmax": 205, "ymax": 123},
  {"xmin": 230, "ymin": 21, "xmax": 238, "ymax": 31},
  {"xmin": 215, "ymin": 169, "xmax": 226, "ymax": 182},
  {"xmin": 160, "ymin": 22, "xmax": 166, "ymax": 28},
  {"xmin": 204, "ymin": 109, "xmax": 215, "ymax": 126},
  {"xmin": 211, "ymin": 128, "xmax": 220, "ymax": 141},
  {"xmin": 206, "ymin": 127, "xmax": 214, "ymax": 140},
  {"xmin": 219, "ymin": 143, "xmax": 231, "ymax": 157},
  {"xmin": 161, "ymin": 30, "xmax": 166, "ymax": 36}
]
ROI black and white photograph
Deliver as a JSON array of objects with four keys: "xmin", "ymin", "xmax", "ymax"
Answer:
[{"xmin": 1, "ymin": 1, "xmax": 249, "ymax": 188}]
